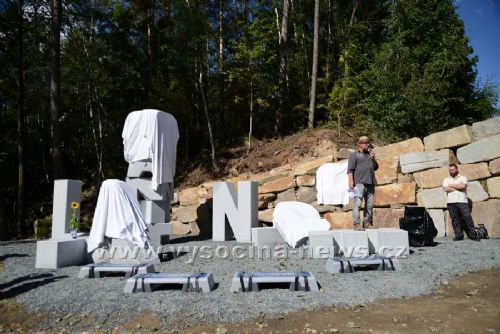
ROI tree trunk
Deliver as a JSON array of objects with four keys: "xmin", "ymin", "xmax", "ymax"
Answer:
[
  {"xmin": 308, "ymin": 0, "xmax": 319, "ymax": 129},
  {"xmin": 17, "ymin": 0, "xmax": 26, "ymax": 238},
  {"xmin": 197, "ymin": 63, "xmax": 218, "ymax": 173},
  {"xmin": 276, "ymin": 0, "xmax": 289, "ymax": 137},
  {"xmin": 219, "ymin": 0, "xmax": 226, "ymax": 126},
  {"xmin": 50, "ymin": 0, "xmax": 63, "ymax": 180},
  {"xmin": 0, "ymin": 197, "xmax": 7, "ymax": 241},
  {"xmin": 325, "ymin": 0, "xmax": 332, "ymax": 88},
  {"xmin": 274, "ymin": 7, "xmax": 281, "ymax": 43},
  {"xmin": 147, "ymin": 6, "xmax": 154, "ymax": 101}
]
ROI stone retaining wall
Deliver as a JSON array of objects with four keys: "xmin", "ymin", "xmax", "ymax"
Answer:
[{"xmin": 170, "ymin": 117, "xmax": 500, "ymax": 238}]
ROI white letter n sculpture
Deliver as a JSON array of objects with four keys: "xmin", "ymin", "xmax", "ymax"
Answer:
[{"xmin": 212, "ymin": 181, "xmax": 258, "ymax": 242}]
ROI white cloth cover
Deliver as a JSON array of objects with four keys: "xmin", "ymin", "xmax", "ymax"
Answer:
[
  {"xmin": 316, "ymin": 160, "xmax": 350, "ymax": 205},
  {"xmin": 88, "ymin": 179, "xmax": 150, "ymax": 252},
  {"xmin": 273, "ymin": 202, "xmax": 330, "ymax": 248},
  {"xmin": 122, "ymin": 109, "xmax": 179, "ymax": 191}
]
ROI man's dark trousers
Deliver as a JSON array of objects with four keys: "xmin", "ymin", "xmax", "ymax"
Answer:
[{"xmin": 447, "ymin": 202, "xmax": 477, "ymax": 240}]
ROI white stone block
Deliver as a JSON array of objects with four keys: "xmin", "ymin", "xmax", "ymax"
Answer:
[
  {"xmin": 52, "ymin": 180, "xmax": 83, "ymax": 238},
  {"xmin": 467, "ymin": 181, "xmax": 489, "ymax": 202},
  {"xmin": 124, "ymin": 272, "xmax": 215, "ymax": 293},
  {"xmin": 325, "ymin": 257, "xmax": 401, "ymax": 273},
  {"xmin": 35, "ymin": 236, "xmax": 89, "ymax": 269},
  {"xmin": 417, "ymin": 187, "xmax": 447, "ymax": 209},
  {"xmin": 308, "ymin": 230, "xmax": 335, "ymax": 259},
  {"xmin": 457, "ymin": 134, "xmax": 500, "ymax": 164},
  {"xmin": 230, "ymin": 271, "xmax": 319, "ymax": 292},
  {"xmin": 366, "ymin": 228, "xmax": 409, "ymax": 258},
  {"xmin": 472, "ymin": 117, "xmax": 500, "ymax": 141},
  {"xmin": 400, "ymin": 149, "xmax": 456, "ymax": 174},
  {"xmin": 331, "ymin": 229, "xmax": 369, "ymax": 258},
  {"xmin": 251, "ymin": 227, "xmax": 285, "ymax": 245},
  {"xmin": 428, "ymin": 209, "xmax": 446, "ymax": 238}
]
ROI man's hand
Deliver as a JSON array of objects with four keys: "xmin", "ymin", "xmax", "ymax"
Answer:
[
  {"xmin": 348, "ymin": 172, "xmax": 354, "ymax": 189},
  {"xmin": 443, "ymin": 186, "xmax": 455, "ymax": 193},
  {"xmin": 369, "ymin": 150, "xmax": 375, "ymax": 159},
  {"xmin": 448, "ymin": 182, "xmax": 466, "ymax": 190}
]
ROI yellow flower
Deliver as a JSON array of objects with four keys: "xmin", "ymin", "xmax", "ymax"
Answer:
[{"xmin": 70, "ymin": 201, "xmax": 80, "ymax": 209}]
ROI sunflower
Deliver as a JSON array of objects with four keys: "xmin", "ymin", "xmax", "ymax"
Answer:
[{"xmin": 70, "ymin": 201, "xmax": 80, "ymax": 209}]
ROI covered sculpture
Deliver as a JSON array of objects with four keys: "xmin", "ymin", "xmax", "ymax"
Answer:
[
  {"xmin": 122, "ymin": 109, "xmax": 179, "ymax": 191},
  {"xmin": 122, "ymin": 109, "xmax": 179, "ymax": 246},
  {"xmin": 88, "ymin": 179, "xmax": 151, "ymax": 252},
  {"xmin": 273, "ymin": 201, "xmax": 330, "ymax": 247}
]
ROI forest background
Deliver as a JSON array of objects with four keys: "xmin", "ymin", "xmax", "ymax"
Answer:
[{"xmin": 0, "ymin": 0, "xmax": 498, "ymax": 239}]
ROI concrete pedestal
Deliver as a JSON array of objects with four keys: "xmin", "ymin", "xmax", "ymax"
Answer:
[
  {"xmin": 331, "ymin": 229, "xmax": 369, "ymax": 258},
  {"xmin": 35, "ymin": 235, "xmax": 90, "ymax": 269},
  {"xmin": 251, "ymin": 227, "xmax": 285, "ymax": 245},
  {"xmin": 308, "ymin": 230, "xmax": 335, "ymax": 259},
  {"xmin": 366, "ymin": 228, "xmax": 409, "ymax": 257}
]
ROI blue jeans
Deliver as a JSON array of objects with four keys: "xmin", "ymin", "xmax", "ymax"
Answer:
[{"xmin": 352, "ymin": 183, "xmax": 374, "ymax": 226}]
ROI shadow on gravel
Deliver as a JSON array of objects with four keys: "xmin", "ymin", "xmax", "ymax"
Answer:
[
  {"xmin": 159, "ymin": 251, "xmax": 188, "ymax": 262},
  {"xmin": 168, "ymin": 235, "xmax": 213, "ymax": 244},
  {"xmin": 0, "ymin": 240, "xmax": 37, "ymax": 246},
  {"xmin": 0, "ymin": 273, "xmax": 68, "ymax": 299},
  {"xmin": 0, "ymin": 253, "xmax": 29, "ymax": 261}
]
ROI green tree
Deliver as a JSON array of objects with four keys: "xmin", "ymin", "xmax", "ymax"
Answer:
[{"xmin": 362, "ymin": 0, "xmax": 495, "ymax": 140}]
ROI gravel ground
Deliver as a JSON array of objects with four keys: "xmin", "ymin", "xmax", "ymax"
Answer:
[{"xmin": 1, "ymin": 237, "xmax": 499, "ymax": 332}]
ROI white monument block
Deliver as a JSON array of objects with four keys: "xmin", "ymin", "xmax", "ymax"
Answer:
[
  {"xmin": 213, "ymin": 181, "xmax": 258, "ymax": 242},
  {"xmin": 366, "ymin": 228, "xmax": 409, "ymax": 257},
  {"xmin": 308, "ymin": 230, "xmax": 336, "ymax": 259},
  {"xmin": 331, "ymin": 229, "xmax": 369, "ymax": 258},
  {"xmin": 251, "ymin": 227, "xmax": 285, "ymax": 245},
  {"xmin": 35, "ymin": 236, "xmax": 89, "ymax": 269},
  {"xmin": 51, "ymin": 179, "xmax": 83, "ymax": 238}
]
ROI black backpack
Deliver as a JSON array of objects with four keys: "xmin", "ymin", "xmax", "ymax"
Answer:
[{"xmin": 399, "ymin": 206, "xmax": 438, "ymax": 247}]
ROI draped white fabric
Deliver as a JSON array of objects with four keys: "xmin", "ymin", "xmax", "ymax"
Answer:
[
  {"xmin": 273, "ymin": 202, "xmax": 330, "ymax": 248},
  {"xmin": 88, "ymin": 179, "xmax": 150, "ymax": 252},
  {"xmin": 316, "ymin": 160, "xmax": 350, "ymax": 205},
  {"xmin": 122, "ymin": 109, "xmax": 179, "ymax": 190}
]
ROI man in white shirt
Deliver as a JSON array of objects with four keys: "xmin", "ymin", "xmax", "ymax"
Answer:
[{"xmin": 442, "ymin": 164, "xmax": 484, "ymax": 241}]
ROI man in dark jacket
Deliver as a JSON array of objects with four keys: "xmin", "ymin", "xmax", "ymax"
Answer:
[{"xmin": 348, "ymin": 136, "xmax": 378, "ymax": 230}]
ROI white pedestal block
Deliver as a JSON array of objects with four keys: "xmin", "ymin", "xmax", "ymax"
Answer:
[
  {"xmin": 308, "ymin": 230, "xmax": 335, "ymax": 259},
  {"xmin": 325, "ymin": 257, "xmax": 401, "ymax": 273},
  {"xmin": 52, "ymin": 180, "xmax": 83, "ymax": 238},
  {"xmin": 366, "ymin": 228, "xmax": 409, "ymax": 258},
  {"xmin": 230, "ymin": 271, "xmax": 319, "ymax": 292},
  {"xmin": 35, "ymin": 235, "xmax": 89, "ymax": 269},
  {"xmin": 331, "ymin": 229, "xmax": 369, "ymax": 258},
  {"xmin": 251, "ymin": 227, "xmax": 285, "ymax": 245}
]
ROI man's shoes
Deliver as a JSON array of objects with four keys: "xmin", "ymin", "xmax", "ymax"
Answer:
[
  {"xmin": 353, "ymin": 225, "xmax": 365, "ymax": 231},
  {"xmin": 363, "ymin": 223, "xmax": 373, "ymax": 229},
  {"xmin": 478, "ymin": 224, "xmax": 489, "ymax": 239},
  {"xmin": 453, "ymin": 237, "xmax": 464, "ymax": 241}
]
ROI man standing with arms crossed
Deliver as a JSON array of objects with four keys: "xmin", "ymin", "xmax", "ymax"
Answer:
[
  {"xmin": 348, "ymin": 136, "xmax": 378, "ymax": 230},
  {"xmin": 442, "ymin": 164, "xmax": 488, "ymax": 241}
]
